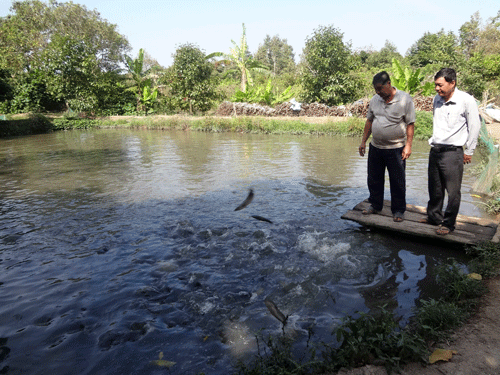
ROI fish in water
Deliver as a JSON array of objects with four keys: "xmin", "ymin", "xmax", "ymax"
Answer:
[
  {"xmin": 251, "ymin": 215, "xmax": 273, "ymax": 224},
  {"xmin": 234, "ymin": 189, "xmax": 254, "ymax": 211},
  {"xmin": 264, "ymin": 297, "xmax": 288, "ymax": 326}
]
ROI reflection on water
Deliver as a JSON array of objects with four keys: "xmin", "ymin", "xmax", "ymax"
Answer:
[{"xmin": 0, "ymin": 129, "xmax": 488, "ymax": 374}]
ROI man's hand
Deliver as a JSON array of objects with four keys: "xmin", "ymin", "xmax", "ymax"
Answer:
[
  {"xmin": 464, "ymin": 154, "xmax": 472, "ymax": 164},
  {"xmin": 402, "ymin": 145, "xmax": 412, "ymax": 160},
  {"xmin": 359, "ymin": 143, "xmax": 366, "ymax": 157}
]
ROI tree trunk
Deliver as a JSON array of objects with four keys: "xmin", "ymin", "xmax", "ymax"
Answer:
[{"xmin": 241, "ymin": 69, "xmax": 247, "ymax": 92}]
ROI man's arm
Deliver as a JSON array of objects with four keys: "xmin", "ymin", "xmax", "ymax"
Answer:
[
  {"xmin": 402, "ymin": 123, "xmax": 414, "ymax": 160},
  {"xmin": 464, "ymin": 97, "xmax": 481, "ymax": 164},
  {"xmin": 359, "ymin": 119, "xmax": 372, "ymax": 157}
]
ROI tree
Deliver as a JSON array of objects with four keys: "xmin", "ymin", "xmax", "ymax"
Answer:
[
  {"xmin": 364, "ymin": 40, "xmax": 403, "ymax": 68},
  {"xmin": 210, "ymin": 23, "xmax": 268, "ymax": 92},
  {"xmin": 459, "ymin": 12, "xmax": 482, "ymax": 58},
  {"xmin": 406, "ymin": 30, "xmax": 459, "ymax": 67},
  {"xmin": 390, "ymin": 59, "xmax": 434, "ymax": 96},
  {"xmin": 474, "ymin": 11, "xmax": 500, "ymax": 55},
  {"xmin": 0, "ymin": 0, "xmax": 130, "ymax": 73},
  {"xmin": 170, "ymin": 43, "xmax": 220, "ymax": 114},
  {"xmin": 299, "ymin": 25, "xmax": 360, "ymax": 105},
  {"xmin": 0, "ymin": 0, "xmax": 131, "ymax": 114},
  {"xmin": 43, "ymin": 35, "xmax": 101, "ymax": 113},
  {"xmin": 254, "ymin": 35, "xmax": 295, "ymax": 76},
  {"xmin": 125, "ymin": 48, "xmax": 159, "ymax": 113}
]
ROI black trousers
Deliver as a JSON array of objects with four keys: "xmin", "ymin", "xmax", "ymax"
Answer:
[
  {"xmin": 427, "ymin": 146, "xmax": 464, "ymax": 231},
  {"xmin": 367, "ymin": 144, "xmax": 406, "ymax": 214}
]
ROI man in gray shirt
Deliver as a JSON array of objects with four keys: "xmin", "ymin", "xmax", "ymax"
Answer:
[
  {"xmin": 359, "ymin": 71, "xmax": 416, "ymax": 222},
  {"xmin": 422, "ymin": 68, "xmax": 481, "ymax": 235}
]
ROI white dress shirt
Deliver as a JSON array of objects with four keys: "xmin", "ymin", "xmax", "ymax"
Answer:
[{"xmin": 429, "ymin": 89, "xmax": 481, "ymax": 156}]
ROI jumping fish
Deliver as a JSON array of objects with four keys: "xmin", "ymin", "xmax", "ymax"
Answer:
[
  {"xmin": 251, "ymin": 215, "xmax": 273, "ymax": 224},
  {"xmin": 264, "ymin": 297, "xmax": 288, "ymax": 326},
  {"xmin": 234, "ymin": 189, "xmax": 254, "ymax": 211}
]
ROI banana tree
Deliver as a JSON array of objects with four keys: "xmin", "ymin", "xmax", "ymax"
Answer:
[
  {"xmin": 140, "ymin": 79, "xmax": 158, "ymax": 115},
  {"xmin": 125, "ymin": 48, "xmax": 158, "ymax": 113},
  {"xmin": 208, "ymin": 23, "xmax": 268, "ymax": 92},
  {"xmin": 391, "ymin": 58, "xmax": 434, "ymax": 96}
]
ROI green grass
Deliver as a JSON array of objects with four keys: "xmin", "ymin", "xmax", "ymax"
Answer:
[{"xmin": 1, "ymin": 111, "xmax": 432, "ymax": 140}]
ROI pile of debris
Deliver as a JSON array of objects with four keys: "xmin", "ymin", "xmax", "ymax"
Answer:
[
  {"xmin": 413, "ymin": 96, "xmax": 434, "ymax": 111},
  {"xmin": 480, "ymin": 104, "xmax": 500, "ymax": 124},
  {"xmin": 215, "ymin": 96, "xmax": 434, "ymax": 118}
]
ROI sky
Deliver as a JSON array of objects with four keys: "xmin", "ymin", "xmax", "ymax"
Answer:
[{"xmin": 1, "ymin": 0, "xmax": 499, "ymax": 67}]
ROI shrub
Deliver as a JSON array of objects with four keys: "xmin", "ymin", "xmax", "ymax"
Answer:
[
  {"xmin": 415, "ymin": 111, "xmax": 433, "ymax": 139},
  {"xmin": 416, "ymin": 299, "xmax": 467, "ymax": 341}
]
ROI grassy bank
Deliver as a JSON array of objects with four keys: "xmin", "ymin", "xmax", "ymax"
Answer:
[{"xmin": 0, "ymin": 111, "xmax": 434, "ymax": 139}]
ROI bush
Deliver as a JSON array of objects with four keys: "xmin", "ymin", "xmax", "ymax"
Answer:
[{"xmin": 415, "ymin": 111, "xmax": 433, "ymax": 139}]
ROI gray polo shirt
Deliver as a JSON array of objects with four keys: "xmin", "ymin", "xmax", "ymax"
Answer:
[{"xmin": 367, "ymin": 89, "xmax": 416, "ymax": 149}]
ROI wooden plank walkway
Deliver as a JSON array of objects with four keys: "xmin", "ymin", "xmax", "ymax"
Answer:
[{"xmin": 341, "ymin": 200, "xmax": 500, "ymax": 245}]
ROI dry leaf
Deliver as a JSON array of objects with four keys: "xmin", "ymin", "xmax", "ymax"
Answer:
[{"xmin": 429, "ymin": 348, "xmax": 457, "ymax": 364}]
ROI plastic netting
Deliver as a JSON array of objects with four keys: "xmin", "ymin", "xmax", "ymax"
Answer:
[{"xmin": 472, "ymin": 117, "xmax": 499, "ymax": 195}]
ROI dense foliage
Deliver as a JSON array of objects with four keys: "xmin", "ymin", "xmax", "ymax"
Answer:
[
  {"xmin": 0, "ymin": 1, "xmax": 499, "ymax": 115},
  {"xmin": 168, "ymin": 43, "xmax": 220, "ymax": 114}
]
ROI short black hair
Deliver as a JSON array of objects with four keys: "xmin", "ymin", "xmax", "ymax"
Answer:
[
  {"xmin": 434, "ymin": 68, "xmax": 456, "ymax": 83},
  {"xmin": 372, "ymin": 71, "xmax": 391, "ymax": 86}
]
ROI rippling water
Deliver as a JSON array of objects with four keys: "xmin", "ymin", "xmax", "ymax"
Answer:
[{"xmin": 0, "ymin": 129, "xmax": 489, "ymax": 374}]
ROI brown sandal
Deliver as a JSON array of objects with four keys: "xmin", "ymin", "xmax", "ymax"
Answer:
[
  {"xmin": 393, "ymin": 212, "xmax": 404, "ymax": 222},
  {"xmin": 436, "ymin": 225, "xmax": 451, "ymax": 235}
]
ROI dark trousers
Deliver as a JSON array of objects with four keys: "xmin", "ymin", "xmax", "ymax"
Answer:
[
  {"xmin": 367, "ymin": 144, "xmax": 406, "ymax": 214},
  {"xmin": 427, "ymin": 146, "xmax": 464, "ymax": 231}
]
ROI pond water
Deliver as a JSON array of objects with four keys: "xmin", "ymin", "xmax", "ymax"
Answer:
[{"xmin": 0, "ymin": 129, "xmax": 491, "ymax": 374}]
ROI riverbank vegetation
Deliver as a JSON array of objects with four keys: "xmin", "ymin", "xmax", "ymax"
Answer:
[{"xmin": 0, "ymin": 110, "xmax": 435, "ymax": 139}]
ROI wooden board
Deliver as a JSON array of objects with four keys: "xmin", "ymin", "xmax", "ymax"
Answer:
[{"xmin": 341, "ymin": 200, "xmax": 499, "ymax": 245}]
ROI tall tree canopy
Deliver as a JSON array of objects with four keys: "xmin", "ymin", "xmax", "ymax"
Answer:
[
  {"xmin": 474, "ymin": 10, "xmax": 500, "ymax": 55},
  {"xmin": 363, "ymin": 40, "xmax": 403, "ymax": 68},
  {"xmin": 299, "ymin": 25, "xmax": 359, "ymax": 106},
  {"xmin": 254, "ymin": 35, "xmax": 295, "ymax": 76},
  {"xmin": 0, "ymin": 0, "xmax": 130, "ymax": 73},
  {"xmin": 406, "ymin": 30, "xmax": 459, "ymax": 67},
  {"xmin": 459, "ymin": 12, "xmax": 482, "ymax": 58},
  {"xmin": 0, "ymin": 0, "xmax": 131, "ymax": 113}
]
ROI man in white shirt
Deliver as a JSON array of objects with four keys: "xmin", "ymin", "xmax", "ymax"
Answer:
[{"xmin": 423, "ymin": 68, "xmax": 481, "ymax": 235}]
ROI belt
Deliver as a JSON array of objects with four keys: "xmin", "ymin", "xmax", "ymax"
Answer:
[{"xmin": 431, "ymin": 145, "xmax": 463, "ymax": 153}]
